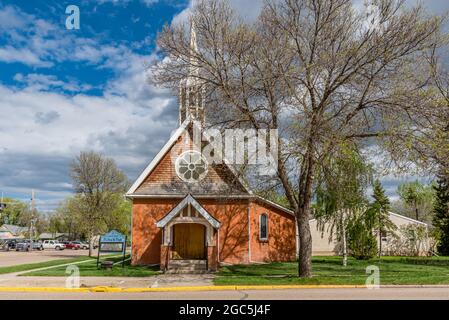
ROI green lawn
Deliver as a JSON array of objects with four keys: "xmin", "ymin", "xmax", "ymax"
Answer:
[
  {"xmin": 22, "ymin": 255, "xmax": 161, "ymax": 277},
  {"xmin": 0, "ymin": 256, "xmax": 95, "ymax": 275},
  {"xmin": 214, "ymin": 256, "xmax": 449, "ymax": 286}
]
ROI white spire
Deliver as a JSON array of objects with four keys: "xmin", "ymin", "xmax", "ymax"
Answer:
[
  {"xmin": 190, "ymin": 18, "xmax": 198, "ymax": 54},
  {"xmin": 187, "ymin": 18, "xmax": 199, "ymax": 86},
  {"xmin": 179, "ymin": 17, "xmax": 205, "ymax": 125}
]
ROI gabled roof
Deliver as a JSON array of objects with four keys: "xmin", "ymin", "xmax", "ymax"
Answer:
[
  {"xmin": 309, "ymin": 211, "xmax": 429, "ymax": 226},
  {"xmin": 388, "ymin": 211, "xmax": 428, "ymax": 226},
  {"xmin": 126, "ymin": 116, "xmax": 252, "ymax": 196},
  {"xmin": 156, "ymin": 194, "xmax": 221, "ymax": 229},
  {"xmin": 39, "ymin": 232, "xmax": 66, "ymax": 239},
  {"xmin": 0, "ymin": 224, "xmax": 28, "ymax": 235}
]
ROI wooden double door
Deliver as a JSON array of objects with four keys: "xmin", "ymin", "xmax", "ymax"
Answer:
[{"xmin": 172, "ymin": 224, "xmax": 206, "ymax": 260}]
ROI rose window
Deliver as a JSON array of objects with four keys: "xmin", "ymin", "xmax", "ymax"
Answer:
[{"xmin": 175, "ymin": 150, "xmax": 208, "ymax": 183}]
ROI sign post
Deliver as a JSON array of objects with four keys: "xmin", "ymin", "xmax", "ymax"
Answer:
[{"xmin": 97, "ymin": 230, "xmax": 127, "ymax": 269}]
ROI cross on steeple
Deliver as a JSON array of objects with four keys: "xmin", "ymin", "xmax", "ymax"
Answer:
[{"xmin": 179, "ymin": 19, "xmax": 205, "ymax": 125}]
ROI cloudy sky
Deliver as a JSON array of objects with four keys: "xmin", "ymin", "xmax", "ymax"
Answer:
[{"xmin": 0, "ymin": 0, "xmax": 448, "ymax": 213}]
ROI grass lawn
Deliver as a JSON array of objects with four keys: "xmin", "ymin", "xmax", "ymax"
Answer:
[
  {"xmin": 21, "ymin": 255, "xmax": 160, "ymax": 277},
  {"xmin": 0, "ymin": 256, "xmax": 96, "ymax": 275},
  {"xmin": 214, "ymin": 256, "xmax": 449, "ymax": 286}
]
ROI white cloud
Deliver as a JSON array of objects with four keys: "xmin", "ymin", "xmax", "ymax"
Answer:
[
  {"xmin": 13, "ymin": 73, "xmax": 93, "ymax": 92},
  {"xmin": 0, "ymin": 46, "xmax": 50, "ymax": 67},
  {"xmin": 96, "ymin": 0, "xmax": 159, "ymax": 7},
  {"xmin": 0, "ymin": 50, "xmax": 177, "ymax": 212},
  {"xmin": 0, "ymin": 5, "xmax": 139, "ymax": 71},
  {"xmin": 171, "ymin": 0, "xmax": 266, "ymax": 26}
]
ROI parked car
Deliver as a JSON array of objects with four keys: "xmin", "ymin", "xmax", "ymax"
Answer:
[
  {"xmin": 63, "ymin": 241, "xmax": 80, "ymax": 250},
  {"xmin": 1, "ymin": 239, "xmax": 17, "ymax": 251},
  {"xmin": 15, "ymin": 240, "xmax": 43, "ymax": 251},
  {"xmin": 72, "ymin": 241, "xmax": 89, "ymax": 250},
  {"xmin": 42, "ymin": 240, "xmax": 65, "ymax": 250}
]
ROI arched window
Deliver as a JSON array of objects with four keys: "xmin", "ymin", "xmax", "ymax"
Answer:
[{"xmin": 260, "ymin": 214, "xmax": 268, "ymax": 241}]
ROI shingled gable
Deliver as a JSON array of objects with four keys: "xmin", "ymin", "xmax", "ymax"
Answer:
[{"xmin": 126, "ymin": 116, "xmax": 252, "ymax": 197}]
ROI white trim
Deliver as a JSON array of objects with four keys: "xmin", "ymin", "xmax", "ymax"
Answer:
[
  {"xmin": 126, "ymin": 194, "xmax": 252, "ymax": 199},
  {"xmin": 247, "ymin": 204, "xmax": 251, "ymax": 263},
  {"xmin": 309, "ymin": 212, "xmax": 428, "ymax": 226},
  {"xmin": 156, "ymin": 194, "xmax": 221, "ymax": 229},
  {"xmin": 126, "ymin": 117, "xmax": 252, "ymax": 196},
  {"xmin": 127, "ymin": 117, "xmax": 192, "ymax": 195},
  {"xmin": 388, "ymin": 211, "xmax": 428, "ymax": 226},
  {"xmin": 255, "ymin": 196, "xmax": 295, "ymax": 216},
  {"xmin": 126, "ymin": 193, "xmax": 295, "ymax": 216}
]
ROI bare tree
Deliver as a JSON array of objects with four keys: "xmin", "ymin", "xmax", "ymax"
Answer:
[
  {"xmin": 152, "ymin": 0, "xmax": 443, "ymax": 277},
  {"xmin": 70, "ymin": 151, "xmax": 129, "ymax": 257}
]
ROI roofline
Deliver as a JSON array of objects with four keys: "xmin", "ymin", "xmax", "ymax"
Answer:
[
  {"xmin": 254, "ymin": 196, "xmax": 295, "ymax": 216},
  {"xmin": 310, "ymin": 212, "xmax": 428, "ymax": 226},
  {"xmin": 126, "ymin": 194, "xmax": 252, "ymax": 199},
  {"xmin": 127, "ymin": 117, "xmax": 192, "ymax": 195},
  {"xmin": 388, "ymin": 211, "xmax": 428, "ymax": 226},
  {"xmin": 127, "ymin": 116, "xmax": 252, "ymax": 195},
  {"xmin": 126, "ymin": 193, "xmax": 295, "ymax": 216}
]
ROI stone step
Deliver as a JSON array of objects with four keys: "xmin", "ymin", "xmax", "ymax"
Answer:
[
  {"xmin": 169, "ymin": 259, "xmax": 207, "ymax": 266},
  {"xmin": 168, "ymin": 264, "xmax": 207, "ymax": 270},
  {"xmin": 167, "ymin": 259, "xmax": 208, "ymax": 274},
  {"xmin": 165, "ymin": 269, "xmax": 210, "ymax": 274}
]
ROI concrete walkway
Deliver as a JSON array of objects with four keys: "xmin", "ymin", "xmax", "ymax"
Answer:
[
  {"xmin": 0, "ymin": 273, "xmax": 214, "ymax": 288},
  {"xmin": 0, "ymin": 258, "xmax": 214, "ymax": 289}
]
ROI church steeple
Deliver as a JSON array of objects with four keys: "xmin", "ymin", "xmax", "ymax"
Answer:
[{"xmin": 179, "ymin": 19, "xmax": 205, "ymax": 125}]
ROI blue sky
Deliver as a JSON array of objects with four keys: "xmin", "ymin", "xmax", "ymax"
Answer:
[{"xmin": 0, "ymin": 0, "xmax": 447, "ymax": 213}]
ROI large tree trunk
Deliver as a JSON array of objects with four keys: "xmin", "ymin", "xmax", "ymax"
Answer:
[
  {"xmin": 296, "ymin": 157, "xmax": 316, "ymax": 277},
  {"xmin": 296, "ymin": 210, "xmax": 313, "ymax": 277}
]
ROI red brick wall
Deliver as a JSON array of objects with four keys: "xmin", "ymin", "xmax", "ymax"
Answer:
[
  {"xmin": 249, "ymin": 201, "xmax": 297, "ymax": 262},
  {"xmin": 131, "ymin": 198, "xmax": 177, "ymax": 265},
  {"xmin": 201, "ymin": 199, "xmax": 250, "ymax": 264},
  {"xmin": 131, "ymin": 197, "xmax": 296, "ymax": 266}
]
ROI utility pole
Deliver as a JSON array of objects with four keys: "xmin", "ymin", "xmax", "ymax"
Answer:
[
  {"xmin": 0, "ymin": 192, "xmax": 4, "ymax": 225},
  {"xmin": 29, "ymin": 190, "xmax": 36, "ymax": 251}
]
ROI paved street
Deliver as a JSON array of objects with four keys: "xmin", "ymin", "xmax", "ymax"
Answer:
[
  {"xmin": 0, "ymin": 249, "xmax": 93, "ymax": 267},
  {"xmin": 1, "ymin": 287, "xmax": 449, "ymax": 300}
]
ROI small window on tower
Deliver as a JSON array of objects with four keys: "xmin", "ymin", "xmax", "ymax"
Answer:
[
  {"xmin": 189, "ymin": 90, "xmax": 196, "ymax": 107},
  {"xmin": 181, "ymin": 88, "xmax": 187, "ymax": 107}
]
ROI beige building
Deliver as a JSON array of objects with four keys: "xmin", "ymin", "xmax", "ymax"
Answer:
[{"xmin": 309, "ymin": 212, "xmax": 431, "ymax": 256}]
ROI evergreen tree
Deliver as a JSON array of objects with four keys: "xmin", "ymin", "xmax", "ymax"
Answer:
[
  {"xmin": 367, "ymin": 180, "xmax": 397, "ymax": 257},
  {"xmin": 433, "ymin": 172, "xmax": 449, "ymax": 255}
]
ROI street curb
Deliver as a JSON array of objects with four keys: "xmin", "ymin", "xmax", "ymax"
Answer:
[
  {"xmin": 1, "ymin": 284, "xmax": 449, "ymax": 293},
  {"xmin": 0, "ymin": 285, "xmax": 367, "ymax": 293}
]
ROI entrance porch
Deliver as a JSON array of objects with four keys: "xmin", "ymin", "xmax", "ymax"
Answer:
[{"xmin": 156, "ymin": 195, "xmax": 220, "ymax": 273}]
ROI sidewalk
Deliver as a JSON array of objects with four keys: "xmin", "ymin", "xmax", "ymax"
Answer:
[{"xmin": 0, "ymin": 274, "xmax": 215, "ymax": 289}]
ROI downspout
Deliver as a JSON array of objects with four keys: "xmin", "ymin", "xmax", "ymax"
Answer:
[
  {"xmin": 129, "ymin": 199, "xmax": 133, "ymax": 258},
  {"xmin": 248, "ymin": 201, "xmax": 252, "ymax": 263},
  {"xmin": 217, "ymin": 228, "xmax": 220, "ymax": 264}
]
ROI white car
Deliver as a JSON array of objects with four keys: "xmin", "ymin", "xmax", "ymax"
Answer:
[{"xmin": 42, "ymin": 240, "xmax": 65, "ymax": 250}]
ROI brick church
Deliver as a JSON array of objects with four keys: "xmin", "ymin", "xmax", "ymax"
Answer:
[{"xmin": 126, "ymin": 26, "xmax": 297, "ymax": 273}]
